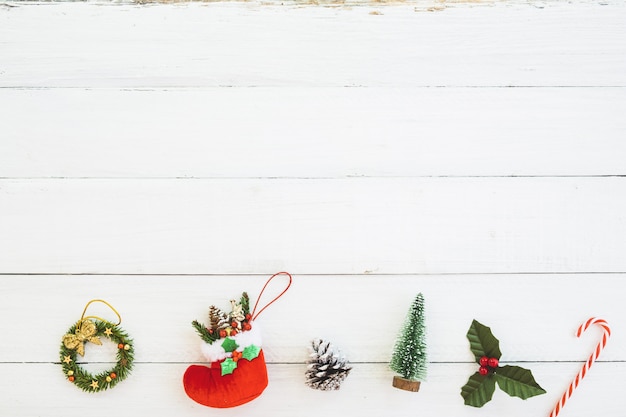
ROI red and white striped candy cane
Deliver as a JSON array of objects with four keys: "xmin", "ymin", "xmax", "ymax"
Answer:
[{"xmin": 549, "ymin": 317, "xmax": 611, "ymax": 417}]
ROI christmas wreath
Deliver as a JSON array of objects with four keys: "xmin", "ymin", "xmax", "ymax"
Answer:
[{"xmin": 59, "ymin": 300, "xmax": 134, "ymax": 392}]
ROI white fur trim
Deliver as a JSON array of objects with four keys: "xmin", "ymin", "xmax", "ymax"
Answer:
[
  {"xmin": 234, "ymin": 322, "xmax": 263, "ymax": 352},
  {"xmin": 200, "ymin": 339, "xmax": 227, "ymax": 362}
]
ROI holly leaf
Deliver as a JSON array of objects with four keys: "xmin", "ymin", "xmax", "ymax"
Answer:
[
  {"xmin": 242, "ymin": 344, "xmax": 261, "ymax": 361},
  {"xmin": 461, "ymin": 372, "xmax": 496, "ymax": 407},
  {"xmin": 220, "ymin": 358, "xmax": 238, "ymax": 376},
  {"xmin": 221, "ymin": 337, "xmax": 238, "ymax": 353},
  {"xmin": 494, "ymin": 366, "xmax": 546, "ymax": 400},
  {"xmin": 467, "ymin": 320, "xmax": 502, "ymax": 362}
]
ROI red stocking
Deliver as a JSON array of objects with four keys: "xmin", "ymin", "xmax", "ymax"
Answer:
[{"xmin": 183, "ymin": 350, "xmax": 269, "ymax": 408}]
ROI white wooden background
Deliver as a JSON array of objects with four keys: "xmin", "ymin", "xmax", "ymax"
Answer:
[{"xmin": 1, "ymin": 0, "xmax": 625, "ymax": 416}]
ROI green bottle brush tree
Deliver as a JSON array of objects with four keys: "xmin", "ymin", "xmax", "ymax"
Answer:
[{"xmin": 389, "ymin": 293, "xmax": 427, "ymax": 392}]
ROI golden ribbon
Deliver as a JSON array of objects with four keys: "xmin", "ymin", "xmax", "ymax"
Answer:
[
  {"xmin": 63, "ymin": 319, "xmax": 102, "ymax": 356},
  {"xmin": 62, "ymin": 300, "xmax": 121, "ymax": 356}
]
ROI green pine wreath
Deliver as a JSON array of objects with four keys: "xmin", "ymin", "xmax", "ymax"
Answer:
[{"xmin": 60, "ymin": 319, "xmax": 134, "ymax": 392}]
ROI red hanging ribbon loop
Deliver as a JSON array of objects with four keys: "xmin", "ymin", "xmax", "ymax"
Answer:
[{"xmin": 251, "ymin": 272, "xmax": 292, "ymax": 321}]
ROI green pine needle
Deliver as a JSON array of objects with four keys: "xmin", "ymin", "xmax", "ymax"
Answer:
[
  {"xmin": 240, "ymin": 292, "xmax": 250, "ymax": 316},
  {"xmin": 59, "ymin": 320, "xmax": 134, "ymax": 393},
  {"xmin": 192, "ymin": 320, "xmax": 219, "ymax": 343},
  {"xmin": 389, "ymin": 293, "xmax": 427, "ymax": 381}
]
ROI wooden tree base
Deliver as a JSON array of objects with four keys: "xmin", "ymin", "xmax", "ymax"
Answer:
[{"xmin": 392, "ymin": 376, "xmax": 421, "ymax": 392}]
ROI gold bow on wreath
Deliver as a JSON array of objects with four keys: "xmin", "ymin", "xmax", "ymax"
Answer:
[{"xmin": 63, "ymin": 319, "xmax": 102, "ymax": 357}]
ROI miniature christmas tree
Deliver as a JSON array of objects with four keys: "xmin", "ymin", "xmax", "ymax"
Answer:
[
  {"xmin": 390, "ymin": 292, "xmax": 427, "ymax": 391},
  {"xmin": 305, "ymin": 338, "xmax": 352, "ymax": 391}
]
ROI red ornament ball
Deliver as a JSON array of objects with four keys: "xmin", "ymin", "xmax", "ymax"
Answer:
[
  {"xmin": 68, "ymin": 376, "xmax": 75, "ymax": 382},
  {"xmin": 479, "ymin": 366, "xmax": 489, "ymax": 376},
  {"xmin": 118, "ymin": 343, "xmax": 125, "ymax": 349},
  {"xmin": 110, "ymin": 372, "xmax": 117, "ymax": 379},
  {"xmin": 479, "ymin": 356, "xmax": 489, "ymax": 367},
  {"xmin": 488, "ymin": 357, "xmax": 499, "ymax": 368}
]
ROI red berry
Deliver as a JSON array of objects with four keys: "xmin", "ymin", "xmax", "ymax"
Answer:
[
  {"xmin": 479, "ymin": 356, "xmax": 489, "ymax": 366},
  {"xmin": 479, "ymin": 366, "xmax": 489, "ymax": 376},
  {"xmin": 68, "ymin": 376, "xmax": 75, "ymax": 382},
  {"xmin": 230, "ymin": 329, "xmax": 238, "ymax": 336},
  {"xmin": 488, "ymin": 358, "xmax": 499, "ymax": 368},
  {"xmin": 118, "ymin": 343, "xmax": 125, "ymax": 349},
  {"xmin": 208, "ymin": 328, "xmax": 214, "ymax": 334},
  {"xmin": 231, "ymin": 321, "xmax": 238, "ymax": 328},
  {"xmin": 245, "ymin": 313, "xmax": 252, "ymax": 321},
  {"xmin": 219, "ymin": 329, "xmax": 227, "ymax": 338},
  {"xmin": 243, "ymin": 322, "xmax": 252, "ymax": 331},
  {"xmin": 110, "ymin": 372, "xmax": 117, "ymax": 379}
]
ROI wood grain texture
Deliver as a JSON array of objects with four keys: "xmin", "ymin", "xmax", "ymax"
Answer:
[
  {"xmin": 1, "ymin": 178, "xmax": 625, "ymax": 274},
  {"xmin": 1, "ymin": 1, "xmax": 625, "ymax": 88},
  {"xmin": 0, "ymin": 362, "xmax": 621, "ymax": 417},
  {"xmin": 0, "ymin": 1, "xmax": 624, "ymax": 416},
  {"xmin": 1, "ymin": 87, "xmax": 625, "ymax": 178}
]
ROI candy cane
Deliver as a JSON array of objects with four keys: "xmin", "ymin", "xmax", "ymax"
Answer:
[{"xmin": 549, "ymin": 317, "xmax": 611, "ymax": 417}]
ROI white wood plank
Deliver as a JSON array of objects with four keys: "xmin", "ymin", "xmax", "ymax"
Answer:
[
  {"xmin": 1, "ymin": 87, "xmax": 625, "ymax": 178},
  {"xmin": 1, "ymin": 3, "xmax": 624, "ymax": 417},
  {"xmin": 1, "ymin": 2, "xmax": 624, "ymax": 88},
  {"xmin": 1, "ymin": 274, "xmax": 623, "ymax": 363},
  {"xmin": 0, "ymin": 362, "xmax": 621, "ymax": 417},
  {"xmin": 1, "ymin": 178, "xmax": 625, "ymax": 274}
]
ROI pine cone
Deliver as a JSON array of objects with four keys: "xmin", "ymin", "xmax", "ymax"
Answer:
[
  {"xmin": 208, "ymin": 305, "xmax": 229, "ymax": 332},
  {"xmin": 305, "ymin": 338, "xmax": 352, "ymax": 391}
]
